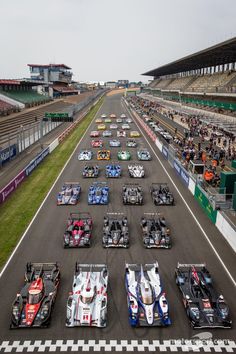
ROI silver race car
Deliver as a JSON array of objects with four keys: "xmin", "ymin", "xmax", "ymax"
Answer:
[
  {"xmin": 109, "ymin": 139, "xmax": 121, "ymax": 147},
  {"xmin": 128, "ymin": 164, "xmax": 145, "ymax": 178},
  {"xmin": 66, "ymin": 263, "xmax": 108, "ymax": 327},
  {"xmin": 102, "ymin": 213, "xmax": 129, "ymax": 248},
  {"xmin": 140, "ymin": 213, "xmax": 171, "ymax": 248},
  {"xmin": 122, "ymin": 184, "xmax": 143, "ymax": 205},
  {"xmin": 78, "ymin": 150, "xmax": 93, "ymax": 161},
  {"xmin": 137, "ymin": 149, "xmax": 151, "ymax": 161},
  {"xmin": 126, "ymin": 139, "xmax": 137, "ymax": 148}
]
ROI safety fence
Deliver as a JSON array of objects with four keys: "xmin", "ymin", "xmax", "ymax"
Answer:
[
  {"xmin": 124, "ymin": 98, "xmax": 236, "ymax": 252},
  {"xmin": 0, "ymin": 93, "xmax": 104, "ymax": 205}
]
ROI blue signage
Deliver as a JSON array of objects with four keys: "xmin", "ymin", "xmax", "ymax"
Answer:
[
  {"xmin": 0, "ymin": 144, "xmax": 17, "ymax": 165},
  {"xmin": 25, "ymin": 148, "xmax": 49, "ymax": 176},
  {"xmin": 173, "ymin": 158, "xmax": 189, "ymax": 186},
  {"xmin": 162, "ymin": 146, "xmax": 169, "ymax": 159}
]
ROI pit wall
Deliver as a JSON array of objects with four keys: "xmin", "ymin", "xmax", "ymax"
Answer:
[{"xmin": 124, "ymin": 98, "xmax": 236, "ymax": 253}]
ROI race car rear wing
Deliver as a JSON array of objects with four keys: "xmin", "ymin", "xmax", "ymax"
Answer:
[
  {"xmin": 126, "ymin": 262, "xmax": 159, "ymax": 272},
  {"xmin": 25, "ymin": 262, "xmax": 59, "ymax": 281},
  {"xmin": 75, "ymin": 263, "xmax": 108, "ymax": 275},
  {"xmin": 69, "ymin": 212, "xmax": 92, "ymax": 220},
  {"xmin": 151, "ymin": 183, "xmax": 168, "ymax": 189},
  {"xmin": 64, "ymin": 182, "xmax": 80, "ymax": 186},
  {"xmin": 177, "ymin": 263, "xmax": 206, "ymax": 269}
]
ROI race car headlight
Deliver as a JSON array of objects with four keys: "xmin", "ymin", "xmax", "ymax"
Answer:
[
  {"xmin": 40, "ymin": 305, "xmax": 49, "ymax": 319},
  {"xmin": 13, "ymin": 306, "xmax": 20, "ymax": 319},
  {"xmin": 190, "ymin": 307, "xmax": 200, "ymax": 320}
]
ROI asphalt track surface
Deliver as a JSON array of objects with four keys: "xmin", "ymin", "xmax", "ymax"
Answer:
[{"xmin": 0, "ymin": 94, "xmax": 235, "ymax": 353}]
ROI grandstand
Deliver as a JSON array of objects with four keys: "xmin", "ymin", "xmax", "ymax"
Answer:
[{"xmin": 143, "ymin": 37, "xmax": 236, "ymax": 114}]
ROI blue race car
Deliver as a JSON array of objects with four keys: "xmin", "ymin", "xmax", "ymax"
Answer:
[
  {"xmin": 125, "ymin": 262, "xmax": 171, "ymax": 327},
  {"xmin": 88, "ymin": 182, "xmax": 109, "ymax": 205},
  {"xmin": 106, "ymin": 164, "xmax": 121, "ymax": 178}
]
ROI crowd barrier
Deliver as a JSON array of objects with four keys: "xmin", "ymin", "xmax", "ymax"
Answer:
[
  {"xmin": 124, "ymin": 98, "xmax": 236, "ymax": 252},
  {"xmin": 0, "ymin": 94, "xmax": 103, "ymax": 205}
]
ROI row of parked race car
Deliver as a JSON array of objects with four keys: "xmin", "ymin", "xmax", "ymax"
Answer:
[
  {"xmin": 11, "ymin": 261, "xmax": 232, "ymax": 329},
  {"xmin": 57, "ymin": 182, "xmax": 174, "ymax": 206},
  {"xmin": 78, "ymin": 149, "xmax": 151, "ymax": 161}
]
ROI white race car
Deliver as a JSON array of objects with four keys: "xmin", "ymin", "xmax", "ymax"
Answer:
[
  {"xmin": 78, "ymin": 150, "xmax": 93, "ymax": 160},
  {"xmin": 128, "ymin": 164, "xmax": 145, "ymax": 178},
  {"xmin": 117, "ymin": 130, "xmax": 126, "ymax": 138},
  {"xmin": 66, "ymin": 264, "xmax": 108, "ymax": 327}
]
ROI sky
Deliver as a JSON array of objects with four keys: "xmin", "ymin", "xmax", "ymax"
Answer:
[{"xmin": 0, "ymin": 0, "xmax": 235, "ymax": 83}]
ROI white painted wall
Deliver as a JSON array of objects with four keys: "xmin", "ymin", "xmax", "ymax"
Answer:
[
  {"xmin": 188, "ymin": 177, "xmax": 196, "ymax": 195},
  {"xmin": 0, "ymin": 94, "xmax": 25, "ymax": 109},
  {"xmin": 155, "ymin": 139, "xmax": 163, "ymax": 152},
  {"xmin": 49, "ymin": 138, "xmax": 59, "ymax": 153},
  {"xmin": 216, "ymin": 212, "xmax": 236, "ymax": 252}
]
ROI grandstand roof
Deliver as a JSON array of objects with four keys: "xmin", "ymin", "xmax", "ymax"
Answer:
[
  {"xmin": 0, "ymin": 79, "xmax": 45, "ymax": 87},
  {"xmin": 143, "ymin": 37, "xmax": 236, "ymax": 77},
  {"xmin": 27, "ymin": 64, "xmax": 71, "ymax": 70},
  {"xmin": 0, "ymin": 79, "xmax": 21, "ymax": 85}
]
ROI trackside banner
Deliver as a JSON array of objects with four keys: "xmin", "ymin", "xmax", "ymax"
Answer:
[
  {"xmin": 0, "ymin": 170, "xmax": 26, "ymax": 204},
  {"xmin": 173, "ymin": 159, "xmax": 190, "ymax": 186},
  {"xmin": 0, "ymin": 144, "xmax": 17, "ymax": 165},
  {"xmin": 162, "ymin": 146, "xmax": 169, "ymax": 159},
  {"xmin": 194, "ymin": 185, "xmax": 217, "ymax": 224},
  {"xmin": 25, "ymin": 147, "xmax": 50, "ymax": 176}
]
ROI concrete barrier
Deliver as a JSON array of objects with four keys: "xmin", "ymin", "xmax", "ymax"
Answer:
[
  {"xmin": 49, "ymin": 138, "xmax": 59, "ymax": 153},
  {"xmin": 215, "ymin": 212, "xmax": 236, "ymax": 252},
  {"xmin": 188, "ymin": 176, "xmax": 196, "ymax": 195}
]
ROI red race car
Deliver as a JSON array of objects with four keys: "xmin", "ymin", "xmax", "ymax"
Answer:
[
  {"xmin": 91, "ymin": 139, "xmax": 103, "ymax": 148},
  {"xmin": 63, "ymin": 213, "xmax": 93, "ymax": 248},
  {"xmin": 90, "ymin": 131, "xmax": 100, "ymax": 138}
]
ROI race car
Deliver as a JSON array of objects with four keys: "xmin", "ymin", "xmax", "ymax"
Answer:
[
  {"xmin": 150, "ymin": 183, "xmax": 174, "ymax": 206},
  {"xmin": 118, "ymin": 150, "xmax": 131, "ymax": 161},
  {"xmin": 120, "ymin": 113, "xmax": 126, "ymax": 118},
  {"xmin": 95, "ymin": 118, "xmax": 103, "ymax": 124},
  {"xmin": 128, "ymin": 164, "xmax": 145, "ymax": 178},
  {"xmin": 126, "ymin": 118, "xmax": 133, "ymax": 123},
  {"xmin": 137, "ymin": 149, "xmax": 151, "ymax": 161},
  {"xmin": 63, "ymin": 213, "xmax": 93, "ymax": 248},
  {"xmin": 126, "ymin": 139, "xmax": 137, "ymax": 148},
  {"xmin": 82, "ymin": 165, "xmax": 99, "ymax": 178},
  {"xmin": 109, "ymin": 139, "xmax": 121, "ymax": 147},
  {"xmin": 125, "ymin": 262, "xmax": 171, "ymax": 327},
  {"xmin": 102, "ymin": 213, "xmax": 129, "ymax": 248},
  {"xmin": 101, "ymin": 114, "xmax": 107, "ymax": 119},
  {"xmin": 110, "ymin": 123, "xmax": 118, "ymax": 129},
  {"xmin": 106, "ymin": 164, "xmax": 121, "ymax": 178},
  {"xmin": 98, "ymin": 124, "xmax": 106, "ymax": 130},
  {"xmin": 140, "ymin": 214, "xmax": 171, "ymax": 248},
  {"xmin": 57, "ymin": 183, "xmax": 81, "ymax": 205},
  {"xmin": 91, "ymin": 139, "xmax": 103, "ymax": 148},
  {"xmin": 121, "ymin": 123, "xmax": 130, "ymax": 130},
  {"xmin": 66, "ymin": 263, "xmax": 108, "ymax": 327},
  {"xmin": 130, "ymin": 131, "xmax": 140, "ymax": 138},
  {"xmin": 90, "ymin": 131, "xmax": 100, "ymax": 138},
  {"xmin": 88, "ymin": 182, "xmax": 109, "ymax": 205},
  {"xmin": 103, "ymin": 130, "xmax": 112, "ymax": 137},
  {"xmin": 122, "ymin": 184, "xmax": 143, "ymax": 205},
  {"xmin": 104, "ymin": 118, "xmax": 112, "ymax": 123},
  {"xmin": 175, "ymin": 263, "xmax": 232, "ymax": 329},
  {"xmin": 117, "ymin": 130, "xmax": 126, "ymax": 138},
  {"xmin": 110, "ymin": 113, "xmax": 116, "ymax": 118},
  {"xmin": 97, "ymin": 149, "xmax": 111, "ymax": 160},
  {"xmin": 11, "ymin": 263, "xmax": 60, "ymax": 328},
  {"xmin": 78, "ymin": 150, "xmax": 93, "ymax": 161},
  {"xmin": 116, "ymin": 118, "xmax": 123, "ymax": 123}
]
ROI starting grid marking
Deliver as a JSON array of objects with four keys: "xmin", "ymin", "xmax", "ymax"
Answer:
[{"xmin": 0, "ymin": 340, "xmax": 236, "ymax": 352}]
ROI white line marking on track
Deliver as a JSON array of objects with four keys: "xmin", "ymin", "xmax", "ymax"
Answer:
[
  {"xmin": 0, "ymin": 339, "xmax": 235, "ymax": 353},
  {"xmin": 0, "ymin": 99, "xmax": 104, "ymax": 279},
  {"xmin": 123, "ymin": 99, "xmax": 236, "ymax": 287}
]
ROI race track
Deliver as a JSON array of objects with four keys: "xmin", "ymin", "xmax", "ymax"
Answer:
[{"xmin": 0, "ymin": 94, "xmax": 235, "ymax": 353}]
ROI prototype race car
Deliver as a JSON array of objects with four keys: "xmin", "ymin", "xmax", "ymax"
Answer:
[
  {"xmin": 95, "ymin": 118, "xmax": 103, "ymax": 124},
  {"xmin": 78, "ymin": 150, "xmax": 93, "ymax": 161},
  {"xmin": 137, "ymin": 149, "xmax": 151, "ymax": 161},
  {"xmin": 126, "ymin": 139, "xmax": 137, "ymax": 148},
  {"xmin": 63, "ymin": 213, "xmax": 93, "ymax": 248},
  {"xmin": 126, "ymin": 118, "xmax": 133, "ymax": 123},
  {"xmin": 90, "ymin": 131, "xmax": 100, "ymax": 137},
  {"xmin": 175, "ymin": 263, "xmax": 232, "ymax": 328},
  {"xmin": 57, "ymin": 183, "xmax": 81, "ymax": 205},
  {"xmin": 97, "ymin": 150, "xmax": 111, "ymax": 160},
  {"xmin": 109, "ymin": 139, "xmax": 121, "ymax": 147},
  {"xmin": 82, "ymin": 165, "xmax": 99, "ymax": 178},
  {"xmin": 117, "ymin": 130, "xmax": 126, "ymax": 138},
  {"xmin": 110, "ymin": 113, "xmax": 116, "ymax": 118},
  {"xmin": 150, "ymin": 183, "xmax": 174, "ymax": 206},
  {"xmin": 120, "ymin": 113, "xmax": 126, "ymax": 118},
  {"xmin": 121, "ymin": 123, "xmax": 130, "ymax": 130},
  {"xmin": 11, "ymin": 263, "xmax": 60, "ymax": 328},
  {"xmin": 102, "ymin": 213, "xmax": 129, "ymax": 248},
  {"xmin": 116, "ymin": 118, "xmax": 123, "ymax": 123},
  {"xmin": 91, "ymin": 139, "xmax": 103, "ymax": 148},
  {"xmin": 130, "ymin": 131, "xmax": 140, "ymax": 138},
  {"xmin": 88, "ymin": 182, "xmax": 109, "ymax": 205},
  {"xmin": 140, "ymin": 214, "xmax": 171, "ymax": 248},
  {"xmin": 128, "ymin": 164, "xmax": 145, "ymax": 178},
  {"xmin": 122, "ymin": 184, "xmax": 143, "ymax": 205},
  {"xmin": 117, "ymin": 150, "xmax": 131, "ymax": 161},
  {"xmin": 98, "ymin": 124, "xmax": 106, "ymax": 130},
  {"xmin": 101, "ymin": 114, "xmax": 107, "ymax": 119},
  {"xmin": 104, "ymin": 118, "xmax": 112, "ymax": 123},
  {"xmin": 106, "ymin": 164, "xmax": 121, "ymax": 178},
  {"xmin": 110, "ymin": 124, "xmax": 118, "ymax": 129},
  {"xmin": 66, "ymin": 263, "xmax": 108, "ymax": 327},
  {"xmin": 125, "ymin": 262, "xmax": 171, "ymax": 327},
  {"xmin": 103, "ymin": 130, "xmax": 112, "ymax": 137}
]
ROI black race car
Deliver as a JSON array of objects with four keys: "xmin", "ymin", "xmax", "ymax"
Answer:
[
  {"xmin": 11, "ymin": 263, "xmax": 60, "ymax": 328},
  {"xmin": 102, "ymin": 213, "xmax": 129, "ymax": 248},
  {"xmin": 140, "ymin": 214, "xmax": 171, "ymax": 248},
  {"xmin": 150, "ymin": 183, "xmax": 174, "ymax": 206},
  {"xmin": 122, "ymin": 184, "xmax": 143, "ymax": 205},
  {"xmin": 82, "ymin": 165, "xmax": 99, "ymax": 178},
  {"xmin": 175, "ymin": 263, "xmax": 232, "ymax": 329}
]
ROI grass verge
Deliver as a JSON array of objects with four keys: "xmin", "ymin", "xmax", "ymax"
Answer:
[{"xmin": 0, "ymin": 97, "xmax": 104, "ymax": 270}]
